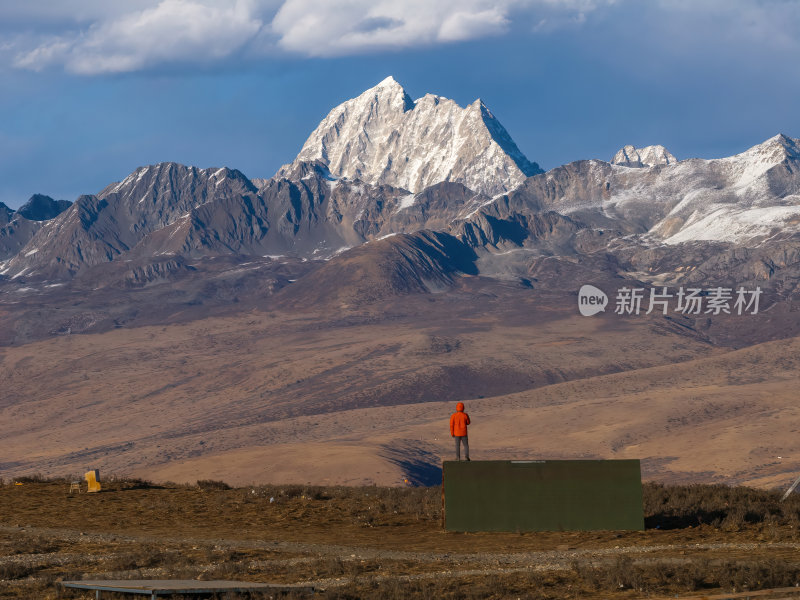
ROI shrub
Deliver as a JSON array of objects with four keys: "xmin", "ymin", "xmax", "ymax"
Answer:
[{"xmin": 197, "ymin": 479, "xmax": 232, "ymax": 491}]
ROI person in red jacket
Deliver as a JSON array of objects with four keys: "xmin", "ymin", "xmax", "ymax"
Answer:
[{"xmin": 449, "ymin": 402, "xmax": 471, "ymax": 461}]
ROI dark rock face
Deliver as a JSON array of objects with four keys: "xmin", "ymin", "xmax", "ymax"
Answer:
[
  {"xmin": 0, "ymin": 196, "xmax": 71, "ymax": 261},
  {"xmin": 274, "ymin": 230, "xmax": 477, "ymax": 308},
  {"xmin": 0, "ymin": 203, "xmax": 13, "ymax": 227},
  {"xmin": 0, "ymin": 217, "xmax": 43, "ymax": 261},
  {"xmin": 3, "ymin": 163, "xmax": 258, "ymax": 278},
  {"xmin": 16, "ymin": 195, "xmax": 72, "ymax": 221}
]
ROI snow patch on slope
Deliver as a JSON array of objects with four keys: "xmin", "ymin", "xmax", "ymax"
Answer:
[
  {"xmin": 664, "ymin": 204, "xmax": 800, "ymax": 244},
  {"xmin": 396, "ymin": 193, "xmax": 416, "ymax": 211}
]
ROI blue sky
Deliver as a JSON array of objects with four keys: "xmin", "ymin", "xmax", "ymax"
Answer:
[{"xmin": 1, "ymin": 0, "xmax": 799, "ymax": 208}]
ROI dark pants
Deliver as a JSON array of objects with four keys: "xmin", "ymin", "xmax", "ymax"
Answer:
[{"xmin": 454, "ymin": 436, "xmax": 469, "ymax": 460}]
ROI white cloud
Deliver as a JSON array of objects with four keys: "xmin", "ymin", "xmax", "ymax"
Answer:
[
  {"xmin": 0, "ymin": 1, "xmax": 158, "ymax": 27},
  {"xmin": 270, "ymin": 0, "xmax": 616, "ymax": 56},
  {"xmin": 272, "ymin": 1, "xmax": 511, "ymax": 56},
  {"xmin": 438, "ymin": 9, "xmax": 510, "ymax": 42},
  {"xmin": 6, "ymin": 0, "xmax": 608, "ymax": 73},
  {"xmin": 9, "ymin": 0, "xmax": 798, "ymax": 75},
  {"xmin": 12, "ymin": 0, "xmax": 272, "ymax": 74}
]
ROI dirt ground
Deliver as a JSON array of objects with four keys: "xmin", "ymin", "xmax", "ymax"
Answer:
[{"xmin": 2, "ymin": 480, "xmax": 800, "ymax": 599}]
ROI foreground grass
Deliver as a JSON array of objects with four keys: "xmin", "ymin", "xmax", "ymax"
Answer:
[{"xmin": 1, "ymin": 478, "xmax": 800, "ymax": 599}]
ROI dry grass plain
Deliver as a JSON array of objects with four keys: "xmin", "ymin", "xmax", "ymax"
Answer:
[
  {"xmin": 2, "ymin": 480, "xmax": 800, "ymax": 599},
  {"xmin": 1, "ymin": 280, "xmax": 799, "ymax": 489}
]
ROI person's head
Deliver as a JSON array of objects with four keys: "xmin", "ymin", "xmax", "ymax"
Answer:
[{"xmin": 456, "ymin": 402, "xmax": 465, "ymax": 412}]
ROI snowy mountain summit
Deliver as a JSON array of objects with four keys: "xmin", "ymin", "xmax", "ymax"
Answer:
[
  {"xmin": 611, "ymin": 144, "xmax": 677, "ymax": 168},
  {"xmin": 278, "ymin": 76, "xmax": 542, "ymax": 196}
]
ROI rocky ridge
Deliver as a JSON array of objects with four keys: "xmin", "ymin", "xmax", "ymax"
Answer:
[{"xmin": 611, "ymin": 144, "xmax": 677, "ymax": 167}]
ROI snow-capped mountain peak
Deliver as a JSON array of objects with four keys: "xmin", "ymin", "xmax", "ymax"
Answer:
[
  {"xmin": 611, "ymin": 144, "xmax": 677, "ymax": 168},
  {"xmin": 735, "ymin": 133, "xmax": 800, "ymax": 163},
  {"xmin": 365, "ymin": 75, "xmax": 415, "ymax": 112},
  {"xmin": 710, "ymin": 133, "xmax": 800, "ymax": 191},
  {"xmin": 278, "ymin": 77, "xmax": 542, "ymax": 196},
  {"xmin": 374, "ymin": 75, "xmax": 403, "ymax": 91}
]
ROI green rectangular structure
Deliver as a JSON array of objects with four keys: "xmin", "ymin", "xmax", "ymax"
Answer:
[{"xmin": 443, "ymin": 460, "xmax": 644, "ymax": 532}]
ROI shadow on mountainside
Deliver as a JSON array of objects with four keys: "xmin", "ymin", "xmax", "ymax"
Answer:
[{"xmin": 380, "ymin": 440, "xmax": 443, "ymax": 487}]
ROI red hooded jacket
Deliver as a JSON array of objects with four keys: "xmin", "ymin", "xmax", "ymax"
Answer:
[{"xmin": 450, "ymin": 402, "xmax": 470, "ymax": 437}]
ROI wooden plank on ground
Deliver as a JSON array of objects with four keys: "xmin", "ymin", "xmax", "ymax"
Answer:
[{"xmin": 60, "ymin": 579, "xmax": 313, "ymax": 595}]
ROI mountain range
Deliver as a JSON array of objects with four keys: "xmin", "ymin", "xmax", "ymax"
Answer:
[
  {"xmin": 3, "ymin": 78, "xmax": 800, "ymax": 487},
  {"xmin": 2, "ymin": 78, "xmax": 799, "ymax": 295}
]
